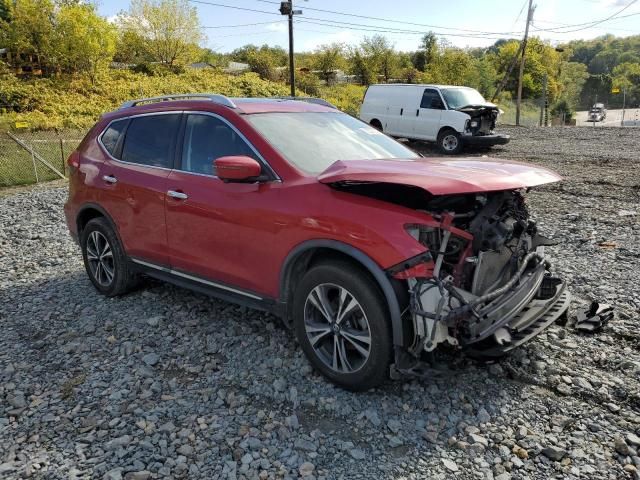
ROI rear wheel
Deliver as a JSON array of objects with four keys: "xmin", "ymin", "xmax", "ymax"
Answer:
[
  {"xmin": 370, "ymin": 119, "xmax": 383, "ymax": 131},
  {"xmin": 81, "ymin": 217, "xmax": 137, "ymax": 296},
  {"xmin": 437, "ymin": 129, "xmax": 463, "ymax": 155},
  {"xmin": 293, "ymin": 260, "xmax": 392, "ymax": 391}
]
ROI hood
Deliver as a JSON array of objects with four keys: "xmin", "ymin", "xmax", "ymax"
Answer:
[
  {"xmin": 456, "ymin": 103, "xmax": 499, "ymax": 114},
  {"xmin": 317, "ymin": 158, "xmax": 562, "ymax": 195}
]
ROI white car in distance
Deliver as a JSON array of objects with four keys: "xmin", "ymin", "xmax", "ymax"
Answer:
[{"xmin": 360, "ymin": 84, "xmax": 510, "ymax": 154}]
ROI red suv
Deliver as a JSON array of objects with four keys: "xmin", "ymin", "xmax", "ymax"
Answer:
[{"xmin": 64, "ymin": 94, "xmax": 570, "ymax": 391}]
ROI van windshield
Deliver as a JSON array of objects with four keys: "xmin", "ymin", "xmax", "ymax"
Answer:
[
  {"xmin": 440, "ymin": 87, "xmax": 488, "ymax": 109},
  {"xmin": 246, "ymin": 112, "xmax": 419, "ymax": 174}
]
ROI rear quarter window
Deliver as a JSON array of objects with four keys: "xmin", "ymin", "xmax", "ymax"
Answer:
[{"xmin": 100, "ymin": 119, "xmax": 128, "ymax": 158}]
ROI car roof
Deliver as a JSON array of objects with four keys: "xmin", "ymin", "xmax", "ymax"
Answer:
[
  {"xmin": 100, "ymin": 97, "xmax": 337, "ymax": 122},
  {"xmin": 368, "ymin": 83, "xmax": 474, "ymax": 89}
]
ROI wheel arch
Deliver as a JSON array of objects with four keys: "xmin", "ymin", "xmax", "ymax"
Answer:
[
  {"xmin": 76, "ymin": 203, "xmax": 123, "ymax": 246},
  {"xmin": 279, "ymin": 240, "xmax": 408, "ymax": 347},
  {"xmin": 369, "ymin": 118, "xmax": 383, "ymax": 131},
  {"xmin": 437, "ymin": 125, "xmax": 460, "ymax": 138}
]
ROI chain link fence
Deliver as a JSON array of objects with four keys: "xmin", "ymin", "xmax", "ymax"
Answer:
[{"xmin": 0, "ymin": 129, "xmax": 84, "ymax": 187}]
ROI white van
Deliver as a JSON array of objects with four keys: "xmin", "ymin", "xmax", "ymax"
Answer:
[{"xmin": 359, "ymin": 84, "xmax": 510, "ymax": 154}]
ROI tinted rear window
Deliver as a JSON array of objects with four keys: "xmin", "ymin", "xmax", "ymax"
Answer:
[
  {"xmin": 121, "ymin": 114, "xmax": 180, "ymax": 168},
  {"xmin": 100, "ymin": 119, "xmax": 128, "ymax": 158}
]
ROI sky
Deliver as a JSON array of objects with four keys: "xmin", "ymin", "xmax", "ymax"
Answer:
[{"xmin": 97, "ymin": 0, "xmax": 640, "ymax": 53}]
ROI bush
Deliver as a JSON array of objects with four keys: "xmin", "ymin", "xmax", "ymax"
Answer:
[
  {"xmin": 318, "ymin": 84, "xmax": 366, "ymax": 116},
  {"xmin": 0, "ymin": 70, "xmax": 289, "ymax": 129},
  {"xmin": 295, "ymin": 73, "xmax": 322, "ymax": 96},
  {"xmin": 551, "ymin": 99, "xmax": 574, "ymax": 122}
]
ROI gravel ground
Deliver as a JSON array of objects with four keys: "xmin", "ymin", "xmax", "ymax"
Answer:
[{"xmin": 1, "ymin": 126, "xmax": 639, "ymax": 480}]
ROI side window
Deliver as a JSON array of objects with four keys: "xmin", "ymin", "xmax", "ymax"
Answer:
[
  {"xmin": 121, "ymin": 114, "xmax": 180, "ymax": 168},
  {"xmin": 420, "ymin": 89, "xmax": 444, "ymax": 110},
  {"xmin": 181, "ymin": 114, "xmax": 257, "ymax": 176},
  {"xmin": 100, "ymin": 119, "xmax": 128, "ymax": 158}
]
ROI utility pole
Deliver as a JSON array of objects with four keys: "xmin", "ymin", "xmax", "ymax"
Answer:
[
  {"xmin": 516, "ymin": 0, "xmax": 534, "ymax": 126},
  {"xmin": 279, "ymin": 1, "xmax": 302, "ymax": 97},
  {"xmin": 539, "ymin": 73, "xmax": 547, "ymax": 127},
  {"xmin": 621, "ymin": 87, "xmax": 626, "ymax": 126}
]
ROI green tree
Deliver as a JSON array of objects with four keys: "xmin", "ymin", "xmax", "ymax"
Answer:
[
  {"xmin": 361, "ymin": 35, "xmax": 398, "ymax": 82},
  {"xmin": 313, "ymin": 43, "xmax": 346, "ymax": 85},
  {"xmin": 2, "ymin": 0, "xmax": 55, "ymax": 71},
  {"xmin": 412, "ymin": 32, "xmax": 438, "ymax": 71},
  {"xmin": 612, "ymin": 62, "xmax": 640, "ymax": 106},
  {"xmin": 120, "ymin": 0, "xmax": 203, "ymax": 67},
  {"xmin": 54, "ymin": 4, "xmax": 117, "ymax": 81},
  {"xmin": 556, "ymin": 61, "xmax": 589, "ymax": 110},
  {"xmin": 348, "ymin": 47, "xmax": 375, "ymax": 85}
]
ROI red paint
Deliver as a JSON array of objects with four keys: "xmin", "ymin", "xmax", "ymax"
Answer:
[
  {"xmin": 215, "ymin": 155, "xmax": 262, "ymax": 181},
  {"xmin": 64, "ymin": 98, "xmax": 564, "ymax": 300},
  {"xmin": 318, "ymin": 158, "xmax": 562, "ymax": 195}
]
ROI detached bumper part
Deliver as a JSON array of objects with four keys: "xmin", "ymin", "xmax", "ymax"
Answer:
[
  {"xmin": 465, "ymin": 277, "xmax": 571, "ymax": 358},
  {"xmin": 409, "ymin": 255, "xmax": 571, "ymax": 358},
  {"xmin": 462, "ymin": 134, "xmax": 510, "ymax": 146}
]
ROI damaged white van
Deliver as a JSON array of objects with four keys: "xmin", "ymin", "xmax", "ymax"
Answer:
[{"xmin": 360, "ymin": 84, "xmax": 510, "ymax": 154}]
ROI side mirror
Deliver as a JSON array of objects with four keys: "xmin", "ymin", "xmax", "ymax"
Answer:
[{"xmin": 214, "ymin": 155, "xmax": 262, "ymax": 182}]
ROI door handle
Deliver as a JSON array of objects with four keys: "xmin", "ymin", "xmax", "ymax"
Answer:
[
  {"xmin": 167, "ymin": 190, "xmax": 188, "ymax": 200},
  {"xmin": 102, "ymin": 175, "xmax": 117, "ymax": 184},
  {"xmin": 400, "ymin": 108, "xmax": 403, "ymax": 115},
  {"xmin": 416, "ymin": 109, "xmax": 420, "ymax": 116}
]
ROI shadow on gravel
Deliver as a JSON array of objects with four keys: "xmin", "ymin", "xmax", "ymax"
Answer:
[{"xmin": 1, "ymin": 270, "xmax": 520, "ymax": 472}]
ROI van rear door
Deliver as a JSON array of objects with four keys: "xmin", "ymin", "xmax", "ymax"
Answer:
[{"xmin": 383, "ymin": 86, "xmax": 418, "ymax": 137}]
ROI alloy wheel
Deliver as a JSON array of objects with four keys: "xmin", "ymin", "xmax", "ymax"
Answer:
[
  {"xmin": 86, "ymin": 231, "xmax": 115, "ymax": 286},
  {"xmin": 303, "ymin": 283, "xmax": 371, "ymax": 374}
]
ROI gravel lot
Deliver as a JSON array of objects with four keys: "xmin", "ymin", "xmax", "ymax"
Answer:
[{"xmin": 1, "ymin": 126, "xmax": 639, "ymax": 479}]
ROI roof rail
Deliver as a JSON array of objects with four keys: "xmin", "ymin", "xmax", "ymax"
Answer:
[
  {"xmin": 119, "ymin": 93, "xmax": 236, "ymax": 109},
  {"xmin": 273, "ymin": 96, "xmax": 337, "ymax": 109}
]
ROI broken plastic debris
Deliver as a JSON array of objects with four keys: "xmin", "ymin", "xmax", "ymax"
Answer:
[
  {"xmin": 573, "ymin": 301, "xmax": 614, "ymax": 333},
  {"xmin": 598, "ymin": 241, "xmax": 617, "ymax": 249}
]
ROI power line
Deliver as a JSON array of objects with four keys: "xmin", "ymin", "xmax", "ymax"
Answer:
[
  {"xmin": 202, "ymin": 21, "xmax": 282, "ymax": 29},
  {"xmin": 531, "ymin": 0, "xmax": 639, "ymax": 33},
  {"xmin": 251, "ymin": 0, "xmax": 525, "ymax": 36},
  {"xmin": 295, "ymin": 19, "xmax": 517, "ymax": 40}
]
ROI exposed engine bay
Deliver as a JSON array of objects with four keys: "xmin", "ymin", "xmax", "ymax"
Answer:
[
  {"xmin": 331, "ymin": 181, "xmax": 571, "ymax": 364},
  {"xmin": 459, "ymin": 105, "xmax": 500, "ymax": 136},
  {"xmin": 402, "ymin": 189, "xmax": 569, "ymax": 359}
]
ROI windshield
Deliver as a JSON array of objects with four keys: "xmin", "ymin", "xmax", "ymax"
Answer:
[
  {"xmin": 440, "ymin": 87, "xmax": 487, "ymax": 109},
  {"xmin": 246, "ymin": 112, "xmax": 419, "ymax": 174}
]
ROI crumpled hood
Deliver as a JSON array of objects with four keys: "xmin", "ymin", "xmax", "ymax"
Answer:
[
  {"xmin": 456, "ymin": 103, "xmax": 499, "ymax": 114},
  {"xmin": 317, "ymin": 158, "xmax": 562, "ymax": 195}
]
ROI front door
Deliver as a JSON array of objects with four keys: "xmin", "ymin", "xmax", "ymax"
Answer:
[
  {"xmin": 412, "ymin": 88, "xmax": 445, "ymax": 141},
  {"xmin": 164, "ymin": 112, "xmax": 281, "ymax": 296},
  {"xmin": 97, "ymin": 113, "xmax": 180, "ymax": 266}
]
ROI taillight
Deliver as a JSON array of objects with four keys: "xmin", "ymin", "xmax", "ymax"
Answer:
[{"xmin": 67, "ymin": 151, "xmax": 80, "ymax": 174}]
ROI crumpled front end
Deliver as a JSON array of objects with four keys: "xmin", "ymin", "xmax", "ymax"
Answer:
[{"xmin": 391, "ymin": 189, "xmax": 570, "ymax": 361}]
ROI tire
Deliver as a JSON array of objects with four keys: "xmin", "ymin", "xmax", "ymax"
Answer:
[
  {"xmin": 292, "ymin": 260, "xmax": 392, "ymax": 391},
  {"xmin": 370, "ymin": 119, "xmax": 383, "ymax": 131},
  {"xmin": 437, "ymin": 129, "xmax": 463, "ymax": 155},
  {"xmin": 80, "ymin": 217, "xmax": 137, "ymax": 297}
]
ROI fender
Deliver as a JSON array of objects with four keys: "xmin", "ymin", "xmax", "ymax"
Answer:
[
  {"xmin": 76, "ymin": 202, "xmax": 124, "ymax": 246},
  {"xmin": 279, "ymin": 239, "xmax": 406, "ymax": 347}
]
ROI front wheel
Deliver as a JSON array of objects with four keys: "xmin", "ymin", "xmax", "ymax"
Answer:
[
  {"xmin": 81, "ymin": 217, "xmax": 137, "ymax": 296},
  {"xmin": 437, "ymin": 129, "xmax": 463, "ymax": 155},
  {"xmin": 292, "ymin": 260, "xmax": 392, "ymax": 391}
]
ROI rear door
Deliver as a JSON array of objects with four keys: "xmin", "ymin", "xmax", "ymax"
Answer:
[
  {"xmin": 98, "ymin": 113, "xmax": 180, "ymax": 266},
  {"xmin": 412, "ymin": 88, "xmax": 445, "ymax": 140},
  {"xmin": 164, "ymin": 112, "xmax": 281, "ymax": 296}
]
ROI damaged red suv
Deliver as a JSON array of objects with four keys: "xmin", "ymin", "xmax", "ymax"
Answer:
[{"xmin": 64, "ymin": 94, "xmax": 570, "ymax": 391}]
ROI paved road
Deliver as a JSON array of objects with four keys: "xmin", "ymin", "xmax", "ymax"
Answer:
[{"xmin": 576, "ymin": 107, "xmax": 640, "ymax": 127}]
